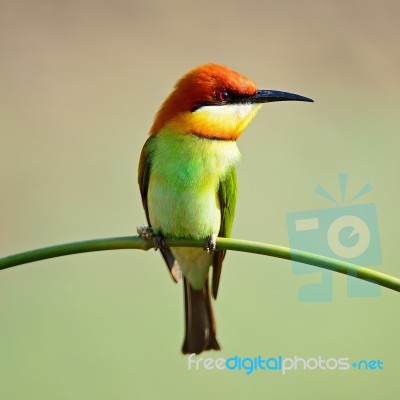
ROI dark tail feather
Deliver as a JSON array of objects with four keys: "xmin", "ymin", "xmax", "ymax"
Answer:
[
  {"xmin": 160, "ymin": 246, "xmax": 181, "ymax": 283},
  {"xmin": 181, "ymin": 277, "xmax": 220, "ymax": 354}
]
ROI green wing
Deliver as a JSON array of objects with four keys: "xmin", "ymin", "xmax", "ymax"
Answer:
[
  {"xmin": 212, "ymin": 166, "xmax": 237, "ymax": 299},
  {"xmin": 138, "ymin": 135, "xmax": 157, "ymax": 225},
  {"xmin": 138, "ymin": 135, "xmax": 177, "ymax": 280}
]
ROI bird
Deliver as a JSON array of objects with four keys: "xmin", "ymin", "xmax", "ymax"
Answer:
[{"xmin": 137, "ymin": 63, "xmax": 313, "ymax": 354}]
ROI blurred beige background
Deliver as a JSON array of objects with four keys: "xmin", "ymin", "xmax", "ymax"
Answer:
[{"xmin": 1, "ymin": 0, "xmax": 399, "ymax": 399}]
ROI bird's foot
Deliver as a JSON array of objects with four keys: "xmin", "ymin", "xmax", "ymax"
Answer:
[
  {"xmin": 137, "ymin": 225, "xmax": 166, "ymax": 251},
  {"xmin": 204, "ymin": 234, "xmax": 217, "ymax": 254},
  {"xmin": 137, "ymin": 225, "xmax": 154, "ymax": 240}
]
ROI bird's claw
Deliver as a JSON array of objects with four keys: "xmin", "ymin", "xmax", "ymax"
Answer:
[
  {"xmin": 137, "ymin": 225, "xmax": 166, "ymax": 251},
  {"xmin": 204, "ymin": 234, "xmax": 217, "ymax": 254},
  {"xmin": 137, "ymin": 225, "xmax": 154, "ymax": 240}
]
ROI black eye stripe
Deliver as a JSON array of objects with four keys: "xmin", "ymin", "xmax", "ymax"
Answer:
[{"xmin": 191, "ymin": 93, "xmax": 253, "ymax": 112}]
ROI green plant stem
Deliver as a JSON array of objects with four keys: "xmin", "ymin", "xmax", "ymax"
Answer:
[{"xmin": 0, "ymin": 236, "xmax": 399, "ymax": 293}]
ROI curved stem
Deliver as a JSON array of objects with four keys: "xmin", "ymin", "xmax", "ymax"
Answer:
[{"xmin": 0, "ymin": 236, "xmax": 399, "ymax": 293}]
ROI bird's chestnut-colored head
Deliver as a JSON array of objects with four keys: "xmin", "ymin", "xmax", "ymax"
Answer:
[{"xmin": 150, "ymin": 63, "xmax": 312, "ymax": 140}]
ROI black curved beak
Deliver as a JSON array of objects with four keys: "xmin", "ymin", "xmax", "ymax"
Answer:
[{"xmin": 249, "ymin": 90, "xmax": 313, "ymax": 104}]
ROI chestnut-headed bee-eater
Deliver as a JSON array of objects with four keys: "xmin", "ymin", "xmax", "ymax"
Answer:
[{"xmin": 138, "ymin": 63, "xmax": 313, "ymax": 354}]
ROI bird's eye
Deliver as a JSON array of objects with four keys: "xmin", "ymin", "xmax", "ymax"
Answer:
[{"xmin": 216, "ymin": 90, "xmax": 231, "ymax": 103}]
